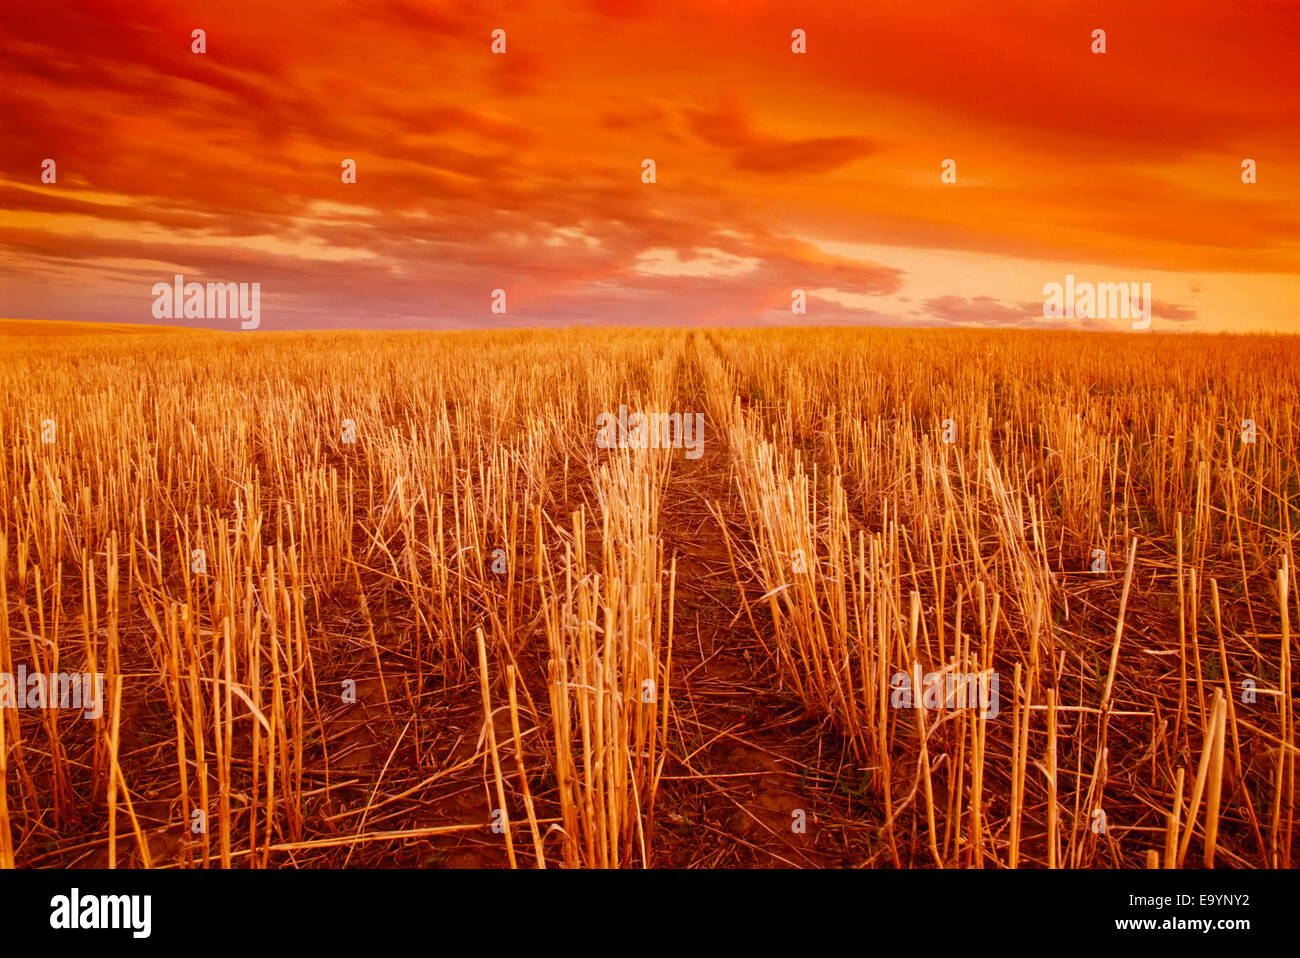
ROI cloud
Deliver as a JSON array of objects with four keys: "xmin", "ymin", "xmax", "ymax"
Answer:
[
  {"xmin": 1, "ymin": 0, "xmax": 1296, "ymax": 330},
  {"xmin": 685, "ymin": 98, "xmax": 876, "ymax": 175},
  {"xmin": 1152, "ymin": 301, "xmax": 1198, "ymax": 323},
  {"xmin": 923, "ymin": 295, "xmax": 1040, "ymax": 328}
]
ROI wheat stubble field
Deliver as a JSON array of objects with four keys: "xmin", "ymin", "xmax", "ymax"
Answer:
[{"xmin": 0, "ymin": 325, "xmax": 1295, "ymax": 869}]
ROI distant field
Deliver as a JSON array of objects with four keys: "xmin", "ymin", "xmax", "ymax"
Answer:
[
  {"xmin": 0, "ymin": 327, "xmax": 1295, "ymax": 869},
  {"xmin": 0, "ymin": 319, "xmax": 203, "ymax": 336}
]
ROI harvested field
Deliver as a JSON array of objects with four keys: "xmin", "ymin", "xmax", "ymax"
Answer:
[{"xmin": 0, "ymin": 326, "xmax": 1295, "ymax": 869}]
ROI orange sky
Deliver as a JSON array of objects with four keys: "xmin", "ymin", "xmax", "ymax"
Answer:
[{"xmin": 2, "ymin": 0, "xmax": 1298, "ymax": 331}]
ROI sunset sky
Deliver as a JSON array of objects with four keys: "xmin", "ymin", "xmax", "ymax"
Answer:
[{"xmin": 2, "ymin": 0, "xmax": 1298, "ymax": 331}]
